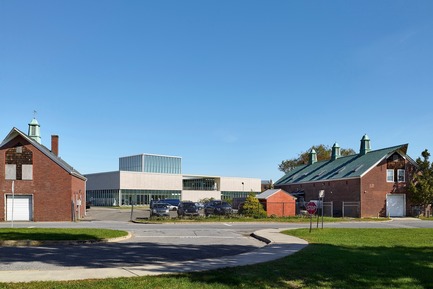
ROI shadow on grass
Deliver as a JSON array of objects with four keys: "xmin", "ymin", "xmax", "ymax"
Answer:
[{"xmin": 185, "ymin": 244, "xmax": 433, "ymax": 289}]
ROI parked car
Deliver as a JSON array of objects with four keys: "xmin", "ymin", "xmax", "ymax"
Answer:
[
  {"xmin": 177, "ymin": 201, "xmax": 200, "ymax": 217},
  {"xmin": 194, "ymin": 202, "xmax": 205, "ymax": 210},
  {"xmin": 151, "ymin": 203, "xmax": 170, "ymax": 217},
  {"xmin": 204, "ymin": 201, "xmax": 233, "ymax": 216},
  {"xmin": 150, "ymin": 199, "xmax": 180, "ymax": 211}
]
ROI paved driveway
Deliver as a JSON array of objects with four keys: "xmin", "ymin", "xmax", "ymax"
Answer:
[
  {"xmin": 1, "ymin": 208, "xmax": 432, "ymax": 272},
  {"xmin": 84, "ymin": 206, "xmax": 182, "ymax": 221}
]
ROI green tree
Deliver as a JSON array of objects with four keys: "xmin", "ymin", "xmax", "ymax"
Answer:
[
  {"xmin": 241, "ymin": 192, "xmax": 266, "ymax": 218},
  {"xmin": 278, "ymin": 144, "xmax": 355, "ymax": 173},
  {"xmin": 408, "ymin": 149, "xmax": 433, "ymax": 216}
]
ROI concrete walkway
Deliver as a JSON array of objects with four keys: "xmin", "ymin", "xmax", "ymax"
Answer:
[{"xmin": 0, "ymin": 228, "xmax": 308, "ymax": 283}]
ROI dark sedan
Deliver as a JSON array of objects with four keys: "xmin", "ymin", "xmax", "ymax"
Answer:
[
  {"xmin": 177, "ymin": 201, "xmax": 200, "ymax": 217},
  {"xmin": 204, "ymin": 201, "xmax": 233, "ymax": 216}
]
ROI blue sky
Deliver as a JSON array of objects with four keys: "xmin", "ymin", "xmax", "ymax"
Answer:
[{"xmin": 1, "ymin": 1, "xmax": 432, "ymax": 182}]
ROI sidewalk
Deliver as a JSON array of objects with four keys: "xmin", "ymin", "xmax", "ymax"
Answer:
[{"xmin": 0, "ymin": 228, "xmax": 308, "ymax": 283}]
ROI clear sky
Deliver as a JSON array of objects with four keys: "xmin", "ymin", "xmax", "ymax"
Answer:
[{"xmin": 1, "ymin": 1, "xmax": 432, "ymax": 182}]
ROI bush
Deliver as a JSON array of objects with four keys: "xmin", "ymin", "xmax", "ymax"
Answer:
[{"xmin": 241, "ymin": 193, "xmax": 267, "ymax": 218}]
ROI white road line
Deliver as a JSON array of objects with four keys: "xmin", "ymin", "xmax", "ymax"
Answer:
[{"xmin": 223, "ymin": 223, "xmax": 232, "ymax": 226}]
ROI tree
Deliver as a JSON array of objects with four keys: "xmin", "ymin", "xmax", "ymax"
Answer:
[
  {"xmin": 408, "ymin": 149, "xmax": 433, "ymax": 216},
  {"xmin": 278, "ymin": 144, "xmax": 356, "ymax": 173},
  {"xmin": 240, "ymin": 192, "xmax": 266, "ymax": 218}
]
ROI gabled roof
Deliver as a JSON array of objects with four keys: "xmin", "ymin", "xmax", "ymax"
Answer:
[
  {"xmin": 0, "ymin": 127, "xmax": 86, "ymax": 181},
  {"xmin": 275, "ymin": 144, "xmax": 412, "ymax": 186},
  {"xmin": 256, "ymin": 189, "xmax": 295, "ymax": 200}
]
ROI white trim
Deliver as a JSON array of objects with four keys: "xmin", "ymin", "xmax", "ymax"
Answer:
[
  {"xmin": 397, "ymin": 169, "xmax": 405, "ymax": 182},
  {"xmin": 386, "ymin": 169, "xmax": 394, "ymax": 182}
]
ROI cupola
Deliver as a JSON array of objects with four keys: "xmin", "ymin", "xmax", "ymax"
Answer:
[
  {"xmin": 331, "ymin": 142, "xmax": 341, "ymax": 160},
  {"xmin": 359, "ymin": 134, "xmax": 371, "ymax": 155},
  {"xmin": 28, "ymin": 117, "xmax": 41, "ymax": 144},
  {"xmin": 309, "ymin": 148, "xmax": 317, "ymax": 165}
]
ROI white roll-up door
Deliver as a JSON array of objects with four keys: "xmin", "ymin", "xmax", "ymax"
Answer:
[
  {"xmin": 386, "ymin": 194, "xmax": 405, "ymax": 217},
  {"xmin": 6, "ymin": 195, "xmax": 32, "ymax": 221}
]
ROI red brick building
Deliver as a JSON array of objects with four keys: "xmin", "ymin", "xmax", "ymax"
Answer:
[
  {"xmin": 0, "ymin": 119, "xmax": 86, "ymax": 222},
  {"xmin": 274, "ymin": 135, "xmax": 418, "ymax": 217},
  {"xmin": 256, "ymin": 189, "xmax": 296, "ymax": 217}
]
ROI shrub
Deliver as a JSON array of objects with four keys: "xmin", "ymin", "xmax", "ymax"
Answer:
[{"xmin": 241, "ymin": 193, "xmax": 267, "ymax": 218}]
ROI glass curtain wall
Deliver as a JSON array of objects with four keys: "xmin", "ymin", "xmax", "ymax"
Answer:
[
  {"xmin": 183, "ymin": 178, "xmax": 218, "ymax": 190},
  {"xmin": 119, "ymin": 154, "xmax": 182, "ymax": 174},
  {"xmin": 120, "ymin": 189, "xmax": 181, "ymax": 205},
  {"xmin": 87, "ymin": 190, "xmax": 120, "ymax": 206},
  {"xmin": 221, "ymin": 191, "xmax": 257, "ymax": 200}
]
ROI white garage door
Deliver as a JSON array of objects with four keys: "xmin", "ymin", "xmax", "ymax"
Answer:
[
  {"xmin": 386, "ymin": 194, "xmax": 405, "ymax": 217},
  {"xmin": 6, "ymin": 195, "xmax": 32, "ymax": 221}
]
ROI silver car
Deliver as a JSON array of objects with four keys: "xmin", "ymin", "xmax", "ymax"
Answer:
[{"xmin": 151, "ymin": 203, "xmax": 170, "ymax": 217}]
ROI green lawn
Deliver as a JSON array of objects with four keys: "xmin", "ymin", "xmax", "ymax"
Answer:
[
  {"xmin": 0, "ymin": 228, "xmax": 128, "ymax": 241},
  {"xmin": 1, "ymin": 228, "xmax": 432, "ymax": 289}
]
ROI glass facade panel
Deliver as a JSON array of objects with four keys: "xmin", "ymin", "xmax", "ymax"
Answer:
[
  {"xmin": 120, "ymin": 154, "xmax": 181, "ymax": 174},
  {"xmin": 119, "ymin": 155, "xmax": 142, "ymax": 172},
  {"xmin": 120, "ymin": 189, "xmax": 181, "ymax": 206},
  {"xmin": 221, "ymin": 191, "xmax": 258, "ymax": 200},
  {"xmin": 87, "ymin": 190, "xmax": 120, "ymax": 206},
  {"xmin": 87, "ymin": 189, "xmax": 182, "ymax": 206},
  {"xmin": 183, "ymin": 178, "xmax": 218, "ymax": 191}
]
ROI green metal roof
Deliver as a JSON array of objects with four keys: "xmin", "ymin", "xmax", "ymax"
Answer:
[{"xmin": 274, "ymin": 144, "xmax": 409, "ymax": 185}]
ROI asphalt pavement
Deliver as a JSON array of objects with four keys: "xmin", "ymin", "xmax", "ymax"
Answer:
[{"xmin": 0, "ymin": 207, "xmax": 432, "ymax": 283}]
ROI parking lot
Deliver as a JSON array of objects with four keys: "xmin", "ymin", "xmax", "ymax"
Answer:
[{"xmin": 84, "ymin": 206, "xmax": 203, "ymax": 221}]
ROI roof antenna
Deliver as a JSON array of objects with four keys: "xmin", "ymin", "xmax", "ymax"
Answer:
[{"xmin": 33, "ymin": 110, "xmax": 37, "ymax": 118}]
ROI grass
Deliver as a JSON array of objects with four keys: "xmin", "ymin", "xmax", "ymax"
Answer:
[
  {"xmin": 0, "ymin": 228, "xmax": 128, "ymax": 241},
  {"xmin": 2, "ymin": 228, "xmax": 432, "ymax": 288}
]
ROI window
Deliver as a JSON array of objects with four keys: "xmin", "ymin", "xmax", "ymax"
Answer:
[
  {"xmin": 22, "ymin": 164, "xmax": 33, "ymax": 180},
  {"xmin": 5, "ymin": 164, "xmax": 16, "ymax": 180},
  {"xmin": 386, "ymin": 169, "xmax": 394, "ymax": 182},
  {"xmin": 397, "ymin": 169, "xmax": 405, "ymax": 182}
]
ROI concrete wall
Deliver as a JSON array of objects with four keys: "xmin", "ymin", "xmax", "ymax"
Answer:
[
  {"xmin": 119, "ymin": 171, "xmax": 182, "ymax": 190},
  {"xmin": 181, "ymin": 190, "xmax": 221, "ymax": 202},
  {"xmin": 219, "ymin": 177, "xmax": 261, "ymax": 192},
  {"xmin": 85, "ymin": 171, "xmax": 121, "ymax": 190}
]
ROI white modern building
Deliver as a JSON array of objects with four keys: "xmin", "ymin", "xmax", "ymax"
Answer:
[{"xmin": 85, "ymin": 153, "xmax": 261, "ymax": 206}]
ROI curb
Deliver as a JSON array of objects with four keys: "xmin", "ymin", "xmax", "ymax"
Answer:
[{"xmin": 250, "ymin": 232, "xmax": 271, "ymax": 244}]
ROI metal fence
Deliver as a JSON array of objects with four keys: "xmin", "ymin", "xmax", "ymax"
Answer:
[
  {"xmin": 342, "ymin": 201, "xmax": 360, "ymax": 218},
  {"xmin": 296, "ymin": 201, "xmax": 333, "ymax": 217}
]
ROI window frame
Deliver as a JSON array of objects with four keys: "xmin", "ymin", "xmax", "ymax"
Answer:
[
  {"xmin": 397, "ymin": 169, "xmax": 405, "ymax": 182},
  {"xmin": 386, "ymin": 169, "xmax": 394, "ymax": 182}
]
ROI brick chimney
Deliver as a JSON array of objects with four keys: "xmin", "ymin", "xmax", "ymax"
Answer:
[{"xmin": 51, "ymin": 135, "xmax": 59, "ymax": 156}]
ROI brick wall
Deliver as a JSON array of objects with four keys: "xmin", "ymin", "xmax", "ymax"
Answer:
[
  {"xmin": 0, "ymin": 135, "xmax": 85, "ymax": 222},
  {"xmin": 276, "ymin": 157, "xmax": 417, "ymax": 217},
  {"xmin": 261, "ymin": 190, "xmax": 296, "ymax": 217}
]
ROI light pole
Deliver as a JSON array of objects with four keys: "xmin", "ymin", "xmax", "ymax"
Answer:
[{"xmin": 11, "ymin": 181, "xmax": 15, "ymax": 228}]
